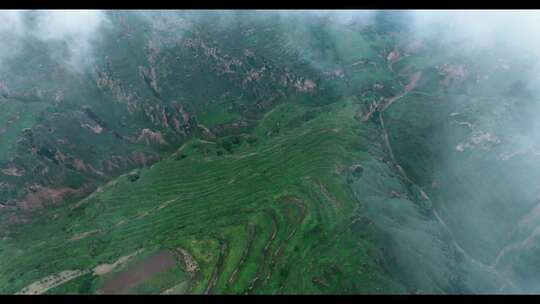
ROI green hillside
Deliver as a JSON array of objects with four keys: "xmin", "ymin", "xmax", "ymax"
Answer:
[{"xmin": 2, "ymin": 10, "xmax": 540, "ymax": 294}]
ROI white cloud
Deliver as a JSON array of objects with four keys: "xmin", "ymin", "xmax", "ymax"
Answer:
[
  {"xmin": 0, "ymin": 10, "xmax": 109, "ymax": 72},
  {"xmin": 411, "ymin": 10, "xmax": 540, "ymax": 54}
]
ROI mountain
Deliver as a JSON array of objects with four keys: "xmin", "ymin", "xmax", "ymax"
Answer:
[{"xmin": 1, "ymin": 10, "xmax": 540, "ymax": 294}]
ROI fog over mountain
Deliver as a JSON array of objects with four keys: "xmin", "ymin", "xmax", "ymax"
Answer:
[
  {"xmin": 0, "ymin": 10, "xmax": 108, "ymax": 71},
  {"xmin": 1, "ymin": 10, "xmax": 540, "ymax": 294}
]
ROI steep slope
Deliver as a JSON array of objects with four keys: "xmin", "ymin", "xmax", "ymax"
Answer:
[
  {"xmin": 2, "ymin": 10, "xmax": 540, "ymax": 294},
  {"xmin": 1, "ymin": 99, "xmax": 500, "ymax": 294},
  {"xmin": 0, "ymin": 11, "xmax": 344, "ymax": 230},
  {"xmin": 376, "ymin": 21, "xmax": 540, "ymax": 293}
]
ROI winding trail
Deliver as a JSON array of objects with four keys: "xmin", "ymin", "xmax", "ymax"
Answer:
[
  {"xmin": 361, "ymin": 71, "xmax": 422, "ymax": 122},
  {"xmin": 369, "ymin": 70, "xmax": 518, "ymax": 292},
  {"xmin": 491, "ymin": 219, "xmax": 540, "ymax": 269}
]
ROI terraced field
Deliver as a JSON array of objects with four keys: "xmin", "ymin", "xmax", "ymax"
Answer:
[
  {"xmin": 0, "ymin": 100, "xmax": 415, "ymax": 294},
  {"xmin": 4, "ymin": 10, "xmax": 540, "ymax": 294}
]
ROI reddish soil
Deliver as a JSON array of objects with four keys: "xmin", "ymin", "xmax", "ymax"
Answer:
[
  {"xmin": 387, "ymin": 50, "xmax": 401, "ymax": 63},
  {"xmin": 137, "ymin": 128, "xmax": 167, "ymax": 145},
  {"xmin": 130, "ymin": 151, "xmax": 160, "ymax": 167},
  {"xmin": 19, "ymin": 185, "xmax": 79, "ymax": 212},
  {"xmin": 405, "ymin": 71, "xmax": 422, "ymax": 92},
  {"xmin": 101, "ymin": 250, "xmax": 178, "ymax": 294}
]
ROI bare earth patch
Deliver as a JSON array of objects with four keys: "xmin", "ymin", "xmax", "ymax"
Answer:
[
  {"xmin": 93, "ymin": 249, "xmax": 144, "ymax": 276},
  {"xmin": 81, "ymin": 123, "xmax": 104, "ymax": 134},
  {"xmin": 100, "ymin": 250, "xmax": 178, "ymax": 294},
  {"xmin": 137, "ymin": 128, "xmax": 167, "ymax": 145},
  {"xmin": 19, "ymin": 185, "xmax": 78, "ymax": 212},
  {"xmin": 161, "ymin": 281, "xmax": 188, "ymax": 294},
  {"xmin": 314, "ymin": 179, "xmax": 341, "ymax": 211},
  {"xmin": 68, "ymin": 230, "xmax": 100, "ymax": 242},
  {"xmin": 16, "ymin": 270, "xmax": 90, "ymax": 295},
  {"xmin": 174, "ymin": 247, "xmax": 199, "ymax": 275},
  {"xmin": 1, "ymin": 167, "xmax": 24, "ymax": 177},
  {"xmin": 114, "ymin": 219, "xmax": 127, "ymax": 227},
  {"xmin": 157, "ymin": 197, "xmax": 179, "ymax": 211}
]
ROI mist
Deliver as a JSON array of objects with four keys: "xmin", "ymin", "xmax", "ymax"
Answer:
[
  {"xmin": 391, "ymin": 10, "xmax": 540, "ymax": 292},
  {"xmin": 2, "ymin": 9, "xmax": 540, "ymax": 294},
  {"xmin": 0, "ymin": 10, "xmax": 108, "ymax": 72}
]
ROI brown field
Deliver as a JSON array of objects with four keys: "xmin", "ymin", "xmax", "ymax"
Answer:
[{"xmin": 100, "ymin": 250, "xmax": 178, "ymax": 294}]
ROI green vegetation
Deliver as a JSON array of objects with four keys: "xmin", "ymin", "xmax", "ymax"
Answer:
[
  {"xmin": 197, "ymin": 102, "xmax": 241, "ymax": 127},
  {"xmin": 2, "ymin": 10, "xmax": 540, "ymax": 294},
  {"xmin": 0, "ymin": 99, "xmax": 49, "ymax": 161},
  {"xmin": 1, "ymin": 89, "xmax": 506, "ymax": 293},
  {"xmin": 0, "ymin": 100, "xmax": 409, "ymax": 294}
]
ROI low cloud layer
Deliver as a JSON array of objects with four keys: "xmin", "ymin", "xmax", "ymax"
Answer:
[
  {"xmin": 411, "ymin": 10, "xmax": 540, "ymax": 55},
  {"xmin": 0, "ymin": 10, "xmax": 108, "ymax": 72}
]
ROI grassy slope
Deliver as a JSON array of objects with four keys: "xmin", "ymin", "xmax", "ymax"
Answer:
[
  {"xmin": 0, "ymin": 99, "xmax": 49, "ymax": 161},
  {"xmin": 1, "ymin": 96, "xmax": 504, "ymax": 294},
  {"xmin": 3, "ymin": 12, "xmax": 530, "ymax": 294},
  {"xmin": 0, "ymin": 99, "xmax": 420, "ymax": 294}
]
